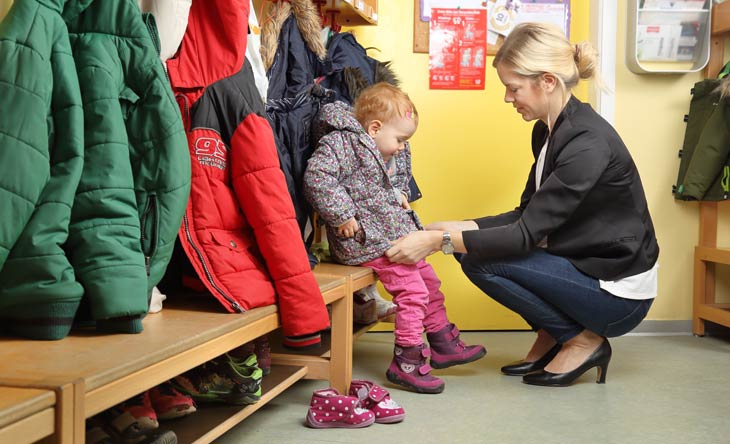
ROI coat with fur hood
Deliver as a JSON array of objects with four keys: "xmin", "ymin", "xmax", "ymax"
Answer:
[{"xmin": 304, "ymin": 101, "xmax": 422, "ymax": 265}]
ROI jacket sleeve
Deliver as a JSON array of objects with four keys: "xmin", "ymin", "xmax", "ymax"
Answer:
[
  {"xmin": 463, "ymin": 128, "xmax": 610, "ymax": 259},
  {"xmin": 0, "ymin": 23, "xmax": 54, "ymax": 267},
  {"xmin": 303, "ymin": 134, "xmax": 358, "ymax": 228},
  {"xmin": 231, "ymin": 113, "xmax": 329, "ymax": 337},
  {"xmin": 682, "ymin": 101, "xmax": 730, "ymax": 200}
]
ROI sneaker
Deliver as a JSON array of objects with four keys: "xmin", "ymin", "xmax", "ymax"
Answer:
[
  {"xmin": 171, "ymin": 358, "xmax": 262, "ymax": 406},
  {"xmin": 223, "ymin": 354, "xmax": 263, "ymax": 404},
  {"xmin": 116, "ymin": 391, "xmax": 158, "ymax": 431},
  {"xmin": 90, "ymin": 413, "xmax": 178, "ymax": 444},
  {"xmin": 149, "ymin": 382, "xmax": 196, "ymax": 420}
]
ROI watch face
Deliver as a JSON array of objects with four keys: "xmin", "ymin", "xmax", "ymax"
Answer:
[{"xmin": 442, "ymin": 233, "xmax": 455, "ymax": 254}]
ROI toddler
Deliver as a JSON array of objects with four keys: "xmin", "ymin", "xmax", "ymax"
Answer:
[{"xmin": 304, "ymin": 83, "xmax": 486, "ymax": 393}]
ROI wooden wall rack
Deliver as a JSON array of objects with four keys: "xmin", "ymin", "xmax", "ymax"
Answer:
[{"xmin": 692, "ymin": 0, "xmax": 730, "ymax": 335}]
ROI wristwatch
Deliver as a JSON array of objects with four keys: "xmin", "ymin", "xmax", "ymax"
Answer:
[{"xmin": 441, "ymin": 232, "xmax": 455, "ymax": 255}]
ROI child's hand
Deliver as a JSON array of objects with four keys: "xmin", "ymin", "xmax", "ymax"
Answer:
[
  {"xmin": 401, "ymin": 192, "xmax": 411, "ymax": 210},
  {"xmin": 337, "ymin": 217, "xmax": 360, "ymax": 238}
]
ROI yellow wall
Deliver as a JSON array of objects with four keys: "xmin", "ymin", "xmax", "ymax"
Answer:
[
  {"xmin": 347, "ymin": 1, "xmax": 590, "ymax": 329},
  {"xmin": 614, "ymin": 1, "xmax": 730, "ymax": 321},
  {"xmin": 350, "ymin": 1, "xmax": 720, "ymax": 329}
]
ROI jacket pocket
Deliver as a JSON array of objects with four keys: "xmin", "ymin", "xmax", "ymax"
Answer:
[
  {"xmin": 208, "ymin": 230, "xmax": 263, "ymax": 275},
  {"xmin": 119, "ymin": 86, "xmax": 140, "ymax": 119},
  {"xmin": 140, "ymin": 193, "xmax": 159, "ymax": 276}
]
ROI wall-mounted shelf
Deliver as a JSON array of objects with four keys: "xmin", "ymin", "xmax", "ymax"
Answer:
[
  {"xmin": 626, "ymin": 0, "xmax": 711, "ymax": 74},
  {"xmin": 316, "ymin": 0, "xmax": 378, "ymax": 26}
]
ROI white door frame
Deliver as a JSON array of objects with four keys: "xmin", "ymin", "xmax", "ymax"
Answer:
[{"xmin": 590, "ymin": 0, "xmax": 617, "ymax": 125}]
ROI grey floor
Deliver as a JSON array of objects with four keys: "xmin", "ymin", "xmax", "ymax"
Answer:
[{"xmin": 215, "ymin": 331, "xmax": 730, "ymax": 444}]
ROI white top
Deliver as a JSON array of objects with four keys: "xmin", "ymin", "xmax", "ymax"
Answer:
[
  {"xmin": 535, "ymin": 140, "xmax": 657, "ymax": 300},
  {"xmin": 600, "ymin": 262, "xmax": 658, "ymax": 300}
]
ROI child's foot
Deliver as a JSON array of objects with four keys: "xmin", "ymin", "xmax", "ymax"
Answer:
[
  {"xmin": 385, "ymin": 344, "xmax": 444, "ymax": 394},
  {"xmin": 427, "ymin": 323, "xmax": 486, "ymax": 369}
]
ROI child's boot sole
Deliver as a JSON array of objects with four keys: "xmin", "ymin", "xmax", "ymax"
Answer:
[
  {"xmin": 430, "ymin": 347, "xmax": 487, "ymax": 369},
  {"xmin": 385, "ymin": 371, "xmax": 444, "ymax": 394}
]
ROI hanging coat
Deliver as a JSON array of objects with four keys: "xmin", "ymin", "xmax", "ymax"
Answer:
[
  {"xmin": 63, "ymin": 0, "xmax": 190, "ymax": 333},
  {"xmin": 674, "ymin": 78, "xmax": 730, "ymax": 201},
  {"xmin": 166, "ymin": 0, "xmax": 329, "ymax": 340},
  {"xmin": 0, "ymin": 0, "xmax": 85, "ymax": 339}
]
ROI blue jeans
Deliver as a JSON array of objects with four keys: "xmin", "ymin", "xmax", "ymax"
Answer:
[{"xmin": 460, "ymin": 250, "xmax": 653, "ymax": 343}]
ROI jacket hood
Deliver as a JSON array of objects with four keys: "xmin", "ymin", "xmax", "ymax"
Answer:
[
  {"xmin": 320, "ymin": 100, "xmax": 364, "ymax": 134},
  {"xmin": 260, "ymin": 0, "xmax": 325, "ymax": 70},
  {"xmin": 166, "ymin": 0, "xmax": 249, "ymax": 92}
]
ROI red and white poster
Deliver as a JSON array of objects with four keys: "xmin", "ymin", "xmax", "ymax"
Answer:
[{"xmin": 429, "ymin": 7, "xmax": 487, "ymax": 90}]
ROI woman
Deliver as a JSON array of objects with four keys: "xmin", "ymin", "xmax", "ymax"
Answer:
[{"xmin": 385, "ymin": 23, "xmax": 659, "ymax": 387}]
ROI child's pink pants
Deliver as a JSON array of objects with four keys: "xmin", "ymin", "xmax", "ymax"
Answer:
[{"xmin": 362, "ymin": 256, "xmax": 450, "ymax": 347}]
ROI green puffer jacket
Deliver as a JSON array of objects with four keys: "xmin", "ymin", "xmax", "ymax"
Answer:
[
  {"xmin": 675, "ymin": 78, "xmax": 730, "ymax": 201},
  {"xmin": 0, "ymin": 0, "xmax": 190, "ymax": 340},
  {"xmin": 63, "ymin": 0, "xmax": 190, "ymax": 333},
  {"xmin": 0, "ymin": 0, "xmax": 86, "ymax": 339}
]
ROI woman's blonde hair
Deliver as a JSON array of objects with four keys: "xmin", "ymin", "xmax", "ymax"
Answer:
[
  {"xmin": 353, "ymin": 82, "xmax": 419, "ymax": 128},
  {"xmin": 493, "ymin": 22, "xmax": 600, "ymax": 93}
]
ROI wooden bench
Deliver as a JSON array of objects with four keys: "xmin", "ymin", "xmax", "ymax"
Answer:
[
  {"xmin": 0, "ymin": 387, "xmax": 57, "ymax": 444},
  {"xmin": 0, "ymin": 273, "xmax": 353, "ymax": 444}
]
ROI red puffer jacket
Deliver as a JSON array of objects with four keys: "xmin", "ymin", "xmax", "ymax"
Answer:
[{"xmin": 166, "ymin": 0, "xmax": 329, "ymax": 342}]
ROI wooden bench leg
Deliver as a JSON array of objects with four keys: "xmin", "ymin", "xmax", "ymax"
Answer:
[{"xmin": 328, "ymin": 286, "xmax": 353, "ymax": 394}]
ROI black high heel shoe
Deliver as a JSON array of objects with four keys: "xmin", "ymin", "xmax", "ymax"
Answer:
[
  {"xmin": 500, "ymin": 344, "xmax": 561, "ymax": 376},
  {"xmin": 522, "ymin": 339, "xmax": 612, "ymax": 387}
]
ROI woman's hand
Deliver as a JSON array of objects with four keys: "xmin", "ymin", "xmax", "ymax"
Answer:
[
  {"xmin": 385, "ymin": 230, "xmax": 441, "ymax": 264},
  {"xmin": 425, "ymin": 220, "xmax": 479, "ymax": 232},
  {"xmin": 337, "ymin": 217, "xmax": 359, "ymax": 238}
]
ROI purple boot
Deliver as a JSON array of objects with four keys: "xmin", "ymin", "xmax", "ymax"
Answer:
[
  {"xmin": 427, "ymin": 323, "xmax": 487, "ymax": 369},
  {"xmin": 386, "ymin": 344, "xmax": 445, "ymax": 394}
]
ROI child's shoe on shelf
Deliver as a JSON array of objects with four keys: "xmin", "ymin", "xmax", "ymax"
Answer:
[
  {"xmin": 229, "ymin": 335, "xmax": 272, "ymax": 376},
  {"xmin": 223, "ymin": 354, "xmax": 263, "ymax": 404},
  {"xmin": 354, "ymin": 284, "xmax": 397, "ymax": 322},
  {"xmin": 305, "ymin": 388, "xmax": 375, "ymax": 429},
  {"xmin": 426, "ymin": 323, "xmax": 487, "ymax": 369},
  {"xmin": 348, "ymin": 380, "xmax": 405, "ymax": 423},
  {"xmin": 386, "ymin": 344, "xmax": 445, "ymax": 394},
  {"xmin": 171, "ymin": 357, "xmax": 262, "ymax": 406},
  {"xmin": 149, "ymin": 382, "xmax": 196, "ymax": 420},
  {"xmin": 116, "ymin": 391, "xmax": 158, "ymax": 431},
  {"xmin": 254, "ymin": 334, "xmax": 272, "ymax": 376}
]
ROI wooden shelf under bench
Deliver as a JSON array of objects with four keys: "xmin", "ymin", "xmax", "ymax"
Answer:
[
  {"xmin": 0, "ymin": 264, "xmax": 380, "ymax": 444},
  {"xmin": 0, "ymin": 273, "xmax": 352, "ymax": 444}
]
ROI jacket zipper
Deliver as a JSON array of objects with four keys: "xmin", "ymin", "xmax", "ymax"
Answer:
[
  {"xmin": 182, "ymin": 214, "xmax": 244, "ymax": 313},
  {"xmin": 140, "ymin": 194, "xmax": 158, "ymax": 276}
]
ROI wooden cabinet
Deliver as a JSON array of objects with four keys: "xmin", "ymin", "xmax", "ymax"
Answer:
[{"xmin": 692, "ymin": 2, "xmax": 730, "ymax": 336}]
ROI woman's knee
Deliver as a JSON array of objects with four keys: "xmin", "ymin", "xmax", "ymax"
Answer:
[{"xmin": 460, "ymin": 253, "xmax": 487, "ymax": 275}]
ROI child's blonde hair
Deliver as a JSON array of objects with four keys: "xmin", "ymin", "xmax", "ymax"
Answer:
[{"xmin": 353, "ymin": 82, "xmax": 419, "ymax": 129}]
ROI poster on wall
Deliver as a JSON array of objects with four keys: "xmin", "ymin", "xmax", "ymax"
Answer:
[
  {"xmin": 488, "ymin": 0, "xmax": 570, "ymax": 39},
  {"xmin": 429, "ymin": 7, "xmax": 487, "ymax": 90}
]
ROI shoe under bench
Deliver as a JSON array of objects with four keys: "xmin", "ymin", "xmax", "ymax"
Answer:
[{"xmin": 0, "ymin": 264, "xmax": 379, "ymax": 444}]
